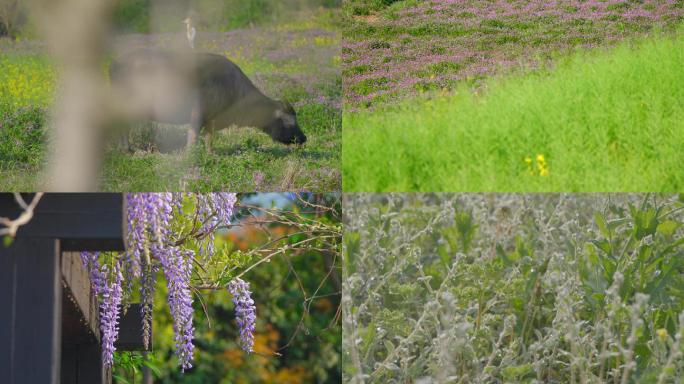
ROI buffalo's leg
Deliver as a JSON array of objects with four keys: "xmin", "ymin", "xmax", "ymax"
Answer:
[
  {"xmin": 204, "ymin": 120, "xmax": 215, "ymax": 153},
  {"xmin": 119, "ymin": 132, "xmax": 130, "ymax": 152},
  {"xmin": 187, "ymin": 105, "xmax": 202, "ymax": 147}
]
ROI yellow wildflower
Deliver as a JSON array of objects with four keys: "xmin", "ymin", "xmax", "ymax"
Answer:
[
  {"xmin": 535, "ymin": 154, "xmax": 549, "ymax": 177},
  {"xmin": 524, "ymin": 156, "xmax": 534, "ymax": 175},
  {"xmin": 657, "ymin": 328, "xmax": 668, "ymax": 341}
]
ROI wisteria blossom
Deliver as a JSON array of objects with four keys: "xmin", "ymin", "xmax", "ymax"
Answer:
[
  {"xmin": 99, "ymin": 263, "xmax": 123, "ymax": 367},
  {"xmin": 228, "ymin": 277, "xmax": 257, "ymax": 353},
  {"xmin": 80, "ymin": 193, "xmax": 246, "ymax": 370},
  {"xmin": 157, "ymin": 246, "xmax": 196, "ymax": 370},
  {"xmin": 80, "ymin": 251, "xmax": 123, "ymax": 367}
]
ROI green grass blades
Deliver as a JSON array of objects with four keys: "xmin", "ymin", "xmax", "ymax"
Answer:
[
  {"xmin": 0, "ymin": 104, "xmax": 340, "ymax": 191},
  {"xmin": 99, "ymin": 125, "xmax": 340, "ymax": 191},
  {"xmin": 343, "ymin": 33, "xmax": 684, "ymax": 192}
]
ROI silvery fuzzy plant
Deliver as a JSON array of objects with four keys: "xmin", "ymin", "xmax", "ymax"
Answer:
[{"xmin": 343, "ymin": 194, "xmax": 684, "ymax": 383}]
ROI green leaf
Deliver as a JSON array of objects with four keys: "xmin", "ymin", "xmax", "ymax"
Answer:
[
  {"xmin": 600, "ymin": 254, "xmax": 616, "ymax": 281},
  {"xmin": 502, "ymin": 364, "xmax": 534, "ymax": 380},
  {"xmin": 496, "ymin": 243, "xmax": 514, "ymax": 266},
  {"xmin": 384, "ymin": 340, "xmax": 395, "ymax": 356},
  {"xmin": 143, "ymin": 359, "xmax": 162, "ymax": 377},
  {"xmin": 594, "ymin": 212, "xmax": 609, "ymax": 238},
  {"xmin": 632, "ymin": 207, "xmax": 659, "ymax": 240},
  {"xmin": 3, "ymin": 236, "xmax": 13, "ymax": 247},
  {"xmin": 437, "ymin": 244, "xmax": 450, "ymax": 267},
  {"xmin": 586, "ymin": 244, "xmax": 600, "ymax": 267},
  {"xmin": 113, "ymin": 374, "xmax": 131, "ymax": 384},
  {"xmin": 607, "ymin": 217, "xmax": 629, "ymax": 231},
  {"xmin": 659, "ymin": 237, "xmax": 684, "ymax": 256},
  {"xmin": 591, "ymin": 239, "xmax": 612, "ymax": 255},
  {"xmin": 657, "ymin": 220, "xmax": 681, "ymax": 237}
]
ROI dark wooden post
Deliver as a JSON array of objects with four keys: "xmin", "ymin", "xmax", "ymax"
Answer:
[
  {"xmin": 0, "ymin": 193, "xmax": 128, "ymax": 384},
  {"xmin": 0, "ymin": 238, "xmax": 62, "ymax": 384}
]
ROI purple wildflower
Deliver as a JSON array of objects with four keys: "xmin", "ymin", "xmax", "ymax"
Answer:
[
  {"xmin": 81, "ymin": 193, "xmax": 239, "ymax": 371},
  {"xmin": 140, "ymin": 263, "xmax": 158, "ymax": 350},
  {"xmin": 195, "ymin": 193, "xmax": 237, "ymax": 259},
  {"xmin": 80, "ymin": 251, "xmax": 107, "ymax": 296},
  {"xmin": 227, "ymin": 277, "xmax": 257, "ymax": 353},
  {"xmin": 125, "ymin": 193, "xmax": 145, "ymax": 280},
  {"xmin": 197, "ymin": 192, "xmax": 237, "ymax": 230},
  {"xmin": 253, "ymin": 171, "xmax": 266, "ymax": 186},
  {"xmin": 211, "ymin": 192, "xmax": 237, "ymax": 226},
  {"xmin": 99, "ymin": 261, "xmax": 123, "ymax": 367},
  {"xmin": 157, "ymin": 245, "xmax": 195, "ymax": 370},
  {"xmin": 126, "ymin": 193, "xmax": 199, "ymax": 370}
]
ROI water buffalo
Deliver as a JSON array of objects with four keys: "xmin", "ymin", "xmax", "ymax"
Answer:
[{"xmin": 109, "ymin": 50, "xmax": 306, "ymax": 150}]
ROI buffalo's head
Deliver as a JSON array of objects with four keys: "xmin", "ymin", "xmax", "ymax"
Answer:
[{"xmin": 267, "ymin": 101, "xmax": 307, "ymax": 145}]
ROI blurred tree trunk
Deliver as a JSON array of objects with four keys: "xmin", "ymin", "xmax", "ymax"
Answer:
[{"xmin": 27, "ymin": 0, "xmax": 115, "ymax": 191}]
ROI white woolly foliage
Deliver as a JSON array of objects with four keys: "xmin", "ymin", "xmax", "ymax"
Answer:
[{"xmin": 343, "ymin": 194, "xmax": 684, "ymax": 384}]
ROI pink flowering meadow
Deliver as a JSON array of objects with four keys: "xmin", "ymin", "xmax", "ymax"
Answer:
[{"xmin": 344, "ymin": 0, "xmax": 684, "ymax": 107}]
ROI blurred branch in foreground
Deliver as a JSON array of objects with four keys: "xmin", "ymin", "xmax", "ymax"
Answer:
[{"xmin": 0, "ymin": 192, "xmax": 43, "ymax": 236}]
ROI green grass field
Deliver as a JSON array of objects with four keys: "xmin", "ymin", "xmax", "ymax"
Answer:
[
  {"xmin": 0, "ymin": 9, "xmax": 340, "ymax": 191},
  {"xmin": 343, "ymin": 33, "xmax": 684, "ymax": 192}
]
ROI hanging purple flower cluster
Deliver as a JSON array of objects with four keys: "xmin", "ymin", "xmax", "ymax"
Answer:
[
  {"xmin": 126, "ymin": 193, "xmax": 177, "ymax": 360},
  {"xmin": 80, "ymin": 252, "xmax": 123, "ymax": 367},
  {"xmin": 127, "ymin": 193, "xmax": 195, "ymax": 370},
  {"xmin": 140, "ymin": 262, "xmax": 158, "ymax": 351},
  {"xmin": 81, "ymin": 193, "xmax": 241, "ymax": 371},
  {"xmin": 196, "ymin": 193, "xmax": 238, "ymax": 259},
  {"xmin": 157, "ymin": 245, "xmax": 195, "ymax": 370},
  {"xmin": 227, "ymin": 277, "xmax": 257, "ymax": 353},
  {"xmin": 100, "ymin": 263, "xmax": 123, "ymax": 367}
]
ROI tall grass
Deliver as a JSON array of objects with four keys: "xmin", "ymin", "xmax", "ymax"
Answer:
[{"xmin": 343, "ymin": 33, "xmax": 684, "ymax": 192}]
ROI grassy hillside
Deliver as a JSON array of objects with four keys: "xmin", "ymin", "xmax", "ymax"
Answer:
[
  {"xmin": 343, "ymin": 33, "xmax": 684, "ymax": 192},
  {"xmin": 343, "ymin": 0, "xmax": 684, "ymax": 107}
]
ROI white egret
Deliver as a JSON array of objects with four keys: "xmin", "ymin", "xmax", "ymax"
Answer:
[{"xmin": 182, "ymin": 17, "xmax": 196, "ymax": 49}]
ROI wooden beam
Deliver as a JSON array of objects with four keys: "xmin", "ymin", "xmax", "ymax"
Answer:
[
  {"xmin": 116, "ymin": 303, "xmax": 149, "ymax": 351},
  {"xmin": 62, "ymin": 252, "xmax": 100, "ymax": 340},
  {"xmin": 61, "ymin": 251, "xmax": 118, "ymax": 384},
  {"xmin": 0, "ymin": 193, "xmax": 126, "ymax": 251},
  {"xmin": 0, "ymin": 238, "xmax": 62, "ymax": 384}
]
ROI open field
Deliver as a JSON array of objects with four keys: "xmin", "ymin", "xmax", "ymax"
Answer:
[
  {"xmin": 0, "ymin": 10, "xmax": 340, "ymax": 191},
  {"xmin": 343, "ymin": 34, "xmax": 684, "ymax": 192},
  {"xmin": 343, "ymin": 0, "xmax": 684, "ymax": 192},
  {"xmin": 343, "ymin": 0, "xmax": 684, "ymax": 107}
]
